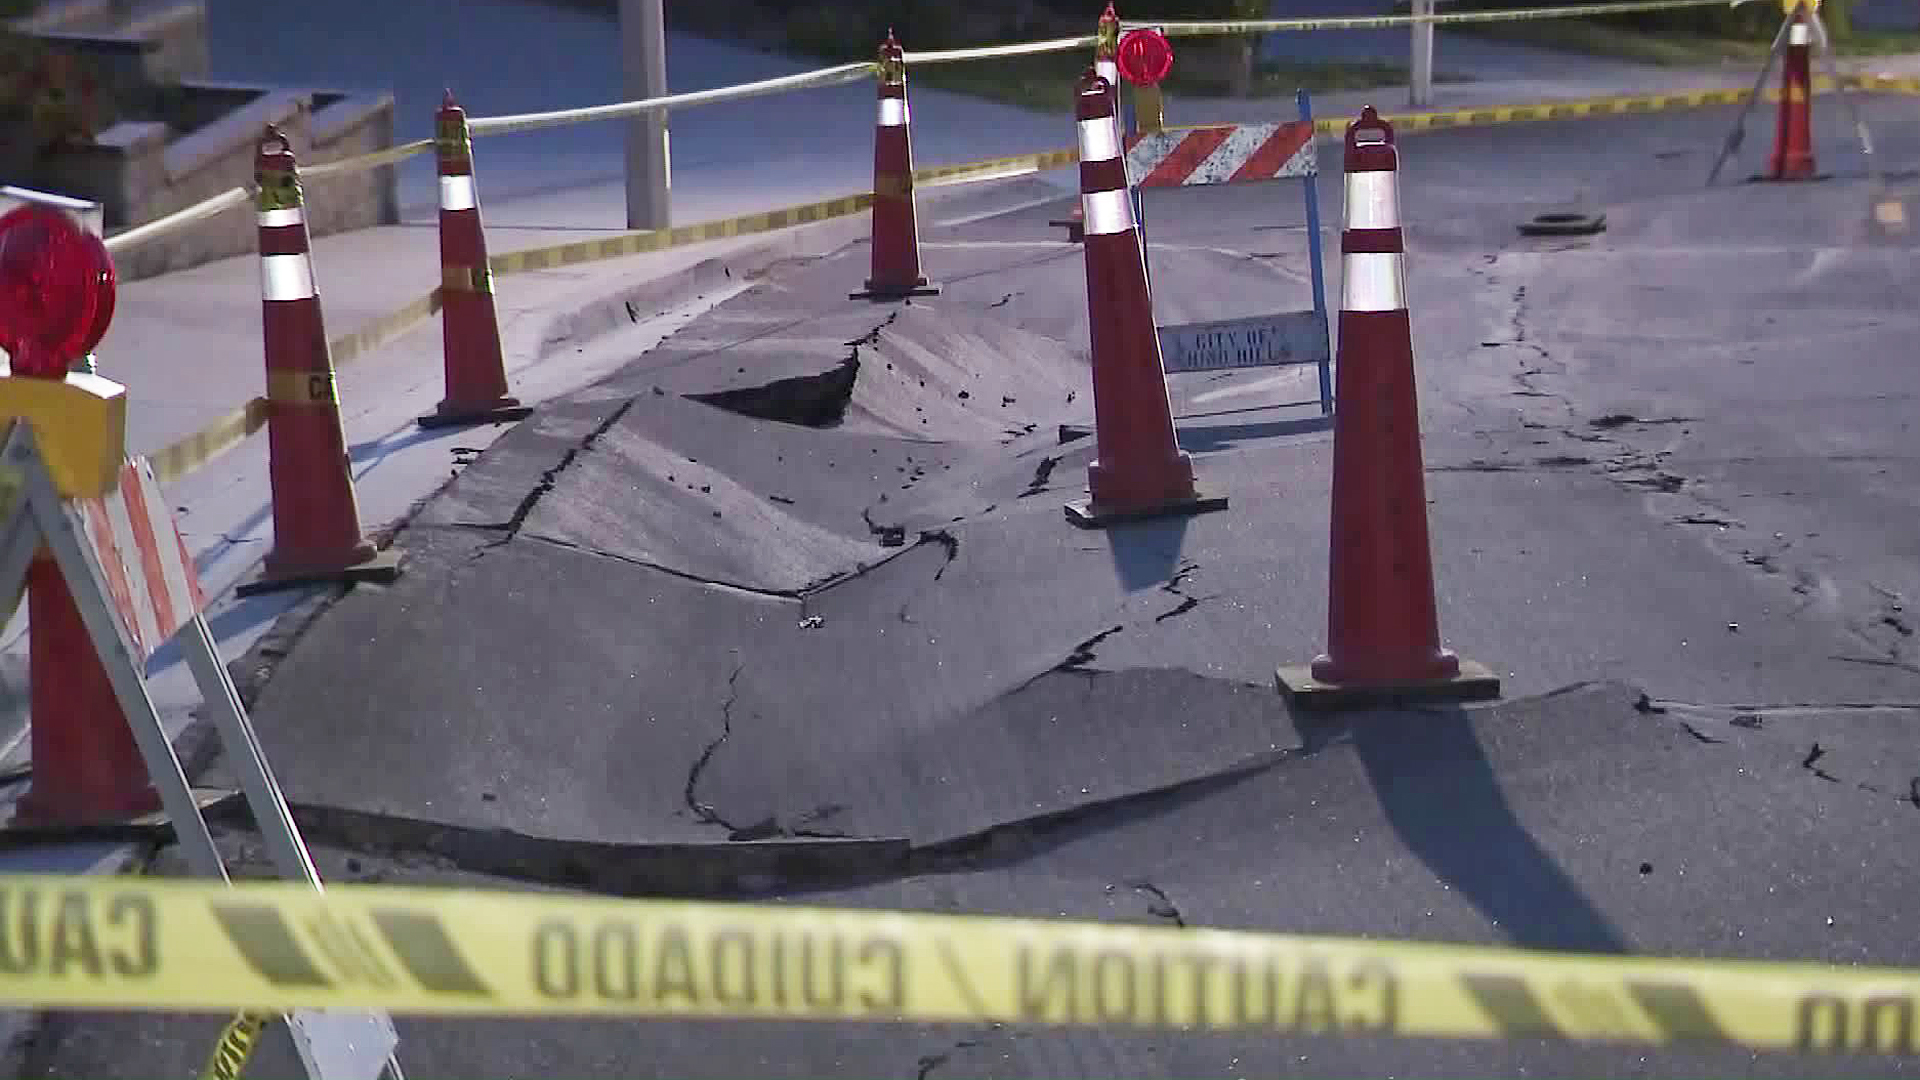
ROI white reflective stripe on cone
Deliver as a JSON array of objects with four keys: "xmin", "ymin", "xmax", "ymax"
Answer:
[
  {"xmin": 1078, "ymin": 116, "xmax": 1122, "ymax": 163},
  {"xmin": 879, "ymin": 97, "xmax": 909, "ymax": 126},
  {"xmin": 1343, "ymin": 171, "xmax": 1399, "ymax": 231},
  {"xmin": 1082, "ymin": 188, "xmax": 1135, "ymax": 235},
  {"xmin": 257, "ymin": 207, "xmax": 304, "ymax": 229},
  {"xmin": 260, "ymin": 253, "xmax": 316, "ymax": 302},
  {"xmin": 1789, "ymin": 21, "xmax": 1810, "ymax": 44},
  {"xmin": 440, "ymin": 174, "xmax": 478, "ymax": 211},
  {"xmin": 1341, "ymin": 251, "xmax": 1405, "ymax": 312}
]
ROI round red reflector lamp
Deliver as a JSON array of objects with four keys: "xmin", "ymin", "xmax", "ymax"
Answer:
[
  {"xmin": 1116, "ymin": 28, "xmax": 1173, "ymax": 87},
  {"xmin": 0, "ymin": 204, "xmax": 115, "ymax": 379}
]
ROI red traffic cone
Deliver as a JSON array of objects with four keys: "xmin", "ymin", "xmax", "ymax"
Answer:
[
  {"xmin": 13, "ymin": 554, "xmax": 160, "ymax": 825},
  {"xmin": 419, "ymin": 91, "xmax": 533, "ymax": 429},
  {"xmin": 0, "ymin": 205, "xmax": 152, "ymax": 826},
  {"xmin": 1277, "ymin": 107, "xmax": 1498, "ymax": 710},
  {"xmin": 1051, "ymin": 3, "xmax": 1123, "ymax": 243},
  {"xmin": 238, "ymin": 126, "xmax": 401, "ymax": 596},
  {"xmin": 1064, "ymin": 68, "xmax": 1226, "ymax": 529},
  {"xmin": 851, "ymin": 31, "xmax": 940, "ymax": 302},
  {"xmin": 1766, "ymin": 4, "xmax": 1817, "ymax": 181}
]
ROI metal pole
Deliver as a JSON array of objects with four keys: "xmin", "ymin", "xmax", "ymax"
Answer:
[
  {"xmin": 1298, "ymin": 90, "xmax": 1333, "ymax": 415},
  {"xmin": 1127, "ymin": 89, "xmax": 1153, "ymax": 298},
  {"xmin": 1706, "ymin": 12, "xmax": 1792, "ymax": 186},
  {"xmin": 620, "ymin": 0, "xmax": 671, "ymax": 230},
  {"xmin": 1410, "ymin": 0, "xmax": 1435, "ymax": 108}
]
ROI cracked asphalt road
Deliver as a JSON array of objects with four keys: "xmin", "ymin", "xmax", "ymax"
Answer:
[{"xmin": 30, "ymin": 98, "xmax": 1920, "ymax": 1078}]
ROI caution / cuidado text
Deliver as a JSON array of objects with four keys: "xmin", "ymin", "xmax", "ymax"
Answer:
[{"xmin": 0, "ymin": 877, "xmax": 1916, "ymax": 1056}]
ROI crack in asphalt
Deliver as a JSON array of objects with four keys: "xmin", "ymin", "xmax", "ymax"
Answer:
[
  {"xmin": 920, "ymin": 529, "xmax": 960, "ymax": 582},
  {"xmin": 1801, "ymin": 743, "xmax": 1842, "ymax": 783},
  {"xmin": 1152, "ymin": 559, "xmax": 1217, "ymax": 624},
  {"xmin": 1154, "ymin": 596, "xmax": 1201, "ymax": 623},
  {"xmin": 1055, "ymin": 625, "xmax": 1125, "ymax": 673},
  {"xmin": 1018, "ymin": 455, "xmax": 1059, "ymax": 499},
  {"xmin": 460, "ymin": 399, "xmax": 636, "ymax": 563},
  {"xmin": 1128, "ymin": 880, "xmax": 1187, "ymax": 927},
  {"xmin": 1473, "ymin": 269, "xmax": 1913, "ymax": 672},
  {"xmin": 520, "ymin": 534, "xmax": 804, "ymax": 604},
  {"xmin": 676, "ymin": 664, "xmax": 851, "ymax": 842},
  {"xmin": 1679, "ymin": 722, "xmax": 1724, "ymax": 745},
  {"xmin": 684, "ymin": 662, "xmax": 745, "ymax": 834},
  {"xmin": 843, "ymin": 311, "xmax": 900, "ymax": 349}
]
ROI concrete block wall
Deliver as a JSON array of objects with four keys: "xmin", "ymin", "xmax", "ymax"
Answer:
[{"xmin": 5, "ymin": 0, "xmax": 399, "ymax": 280}]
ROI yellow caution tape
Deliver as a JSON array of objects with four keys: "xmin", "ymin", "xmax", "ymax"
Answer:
[
  {"xmin": 467, "ymin": 65, "xmax": 876, "ymax": 139},
  {"xmin": 2, "ymin": 874, "xmax": 1917, "ymax": 1054},
  {"xmin": 489, "ymin": 191, "xmax": 875, "ymax": 275},
  {"xmin": 902, "ymin": 35, "xmax": 1100, "ymax": 66},
  {"xmin": 1131, "ymin": 0, "xmax": 1732, "ymax": 36},
  {"xmin": 198, "ymin": 1011, "xmax": 270, "ymax": 1080},
  {"xmin": 147, "ymin": 399, "xmax": 271, "ymax": 486},
  {"xmin": 139, "ymin": 67, "xmax": 1920, "ymax": 488},
  {"xmin": 916, "ymin": 148, "xmax": 1080, "ymax": 184},
  {"xmin": 102, "ymin": 187, "xmax": 254, "ymax": 258},
  {"xmin": 300, "ymin": 139, "xmax": 436, "ymax": 183}
]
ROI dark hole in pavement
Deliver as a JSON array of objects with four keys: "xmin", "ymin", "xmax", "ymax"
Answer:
[{"xmin": 687, "ymin": 357, "xmax": 859, "ymax": 429}]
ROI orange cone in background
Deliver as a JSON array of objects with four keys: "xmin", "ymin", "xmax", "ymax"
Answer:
[
  {"xmin": 1063, "ymin": 69, "xmax": 1226, "ymax": 529},
  {"xmin": 1051, "ymin": 2, "xmax": 1122, "ymax": 243},
  {"xmin": 1276, "ymin": 107, "xmax": 1498, "ymax": 711},
  {"xmin": 238, "ymin": 126, "xmax": 401, "ymax": 596},
  {"xmin": 1766, "ymin": 3, "xmax": 1817, "ymax": 181},
  {"xmin": 420, "ymin": 91, "xmax": 533, "ymax": 429},
  {"xmin": 852, "ymin": 31, "xmax": 939, "ymax": 301}
]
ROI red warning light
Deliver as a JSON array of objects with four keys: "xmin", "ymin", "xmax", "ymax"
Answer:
[
  {"xmin": 0, "ymin": 205, "xmax": 115, "ymax": 379},
  {"xmin": 1116, "ymin": 28, "xmax": 1173, "ymax": 87}
]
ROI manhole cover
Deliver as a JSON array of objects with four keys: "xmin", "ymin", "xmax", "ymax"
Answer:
[{"xmin": 1518, "ymin": 211, "xmax": 1606, "ymax": 237}]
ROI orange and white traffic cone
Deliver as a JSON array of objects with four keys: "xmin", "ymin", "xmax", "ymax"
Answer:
[
  {"xmin": 1051, "ymin": 2, "xmax": 1122, "ymax": 243},
  {"xmin": 1277, "ymin": 107, "xmax": 1498, "ymax": 711},
  {"xmin": 851, "ymin": 31, "xmax": 940, "ymax": 302},
  {"xmin": 1063, "ymin": 68, "xmax": 1226, "ymax": 529},
  {"xmin": 419, "ymin": 91, "xmax": 533, "ymax": 429},
  {"xmin": 1766, "ymin": 3, "xmax": 1817, "ymax": 181},
  {"xmin": 238, "ymin": 125, "xmax": 401, "ymax": 596},
  {"xmin": 15, "ymin": 544, "xmax": 158, "ymax": 826}
]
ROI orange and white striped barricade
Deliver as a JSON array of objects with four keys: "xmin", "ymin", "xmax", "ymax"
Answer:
[
  {"xmin": 1119, "ymin": 89, "xmax": 1334, "ymax": 416},
  {"xmin": 0, "ymin": 421, "xmax": 406, "ymax": 1080},
  {"xmin": 0, "ymin": 204, "xmax": 403, "ymax": 1080}
]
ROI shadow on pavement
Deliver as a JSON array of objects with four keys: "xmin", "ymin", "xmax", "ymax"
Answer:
[
  {"xmin": 1104, "ymin": 516, "xmax": 1192, "ymax": 593},
  {"xmin": 1177, "ymin": 413, "xmax": 1333, "ymax": 454},
  {"xmin": 1344, "ymin": 704, "xmax": 1631, "ymax": 954}
]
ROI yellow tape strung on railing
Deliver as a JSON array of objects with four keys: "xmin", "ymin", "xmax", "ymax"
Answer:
[
  {"xmin": 1129, "ymin": 0, "xmax": 1731, "ymax": 35},
  {"xmin": 467, "ymin": 64, "xmax": 876, "ymax": 139},
  {"xmin": 101, "ymin": 187, "xmax": 253, "ymax": 257},
  {"xmin": 2, "ymin": 873, "xmax": 1917, "ymax": 1055},
  {"xmin": 901, "ymin": 34, "xmax": 1100, "ymax": 66},
  {"xmin": 102, "ymin": 141, "xmax": 432, "ymax": 262},
  {"xmin": 300, "ymin": 138, "xmax": 436, "ymax": 182}
]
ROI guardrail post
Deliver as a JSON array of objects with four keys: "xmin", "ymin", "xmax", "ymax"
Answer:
[
  {"xmin": 620, "ymin": 0, "xmax": 671, "ymax": 230},
  {"xmin": 1410, "ymin": 0, "xmax": 1435, "ymax": 107}
]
